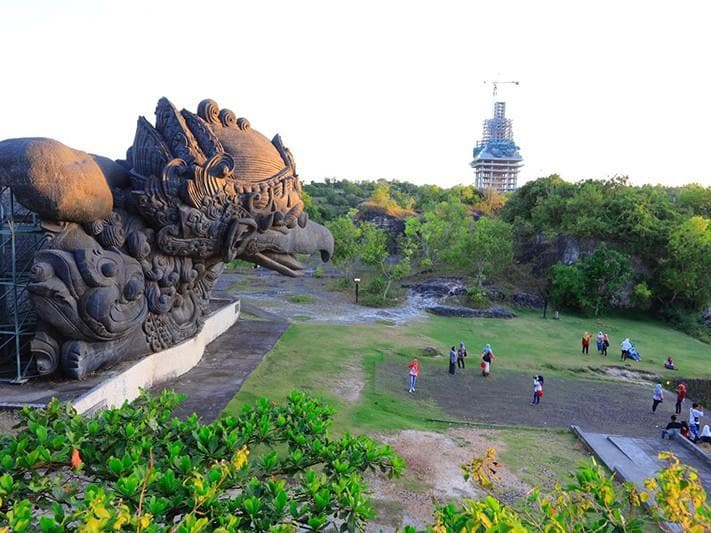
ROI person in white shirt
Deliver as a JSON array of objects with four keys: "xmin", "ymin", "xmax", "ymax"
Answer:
[
  {"xmin": 689, "ymin": 403, "xmax": 704, "ymax": 440},
  {"xmin": 531, "ymin": 376, "xmax": 543, "ymax": 405}
]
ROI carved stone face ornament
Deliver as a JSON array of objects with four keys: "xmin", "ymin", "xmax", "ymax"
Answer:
[{"xmin": 0, "ymin": 97, "xmax": 333, "ymax": 378}]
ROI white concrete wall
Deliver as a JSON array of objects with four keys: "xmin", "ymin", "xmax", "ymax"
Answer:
[{"xmin": 73, "ymin": 299, "xmax": 240, "ymax": 414}]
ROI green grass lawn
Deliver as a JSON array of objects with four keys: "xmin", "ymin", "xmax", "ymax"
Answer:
[
  {"xmin": 420, "ymin": 309, "xmax": 711, "ymax": 379},
  {"xmin": 224, "ymin": 310, "xmax": 709, "ymax": 518}
]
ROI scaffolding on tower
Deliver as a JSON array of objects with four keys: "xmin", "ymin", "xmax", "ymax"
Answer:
[{"xmin": 471, "ymin": 81, "xmax": 523, "ymax": 193}]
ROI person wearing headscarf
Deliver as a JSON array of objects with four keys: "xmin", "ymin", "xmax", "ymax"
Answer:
[
  {"xmin": 449, "ymin": 346, "xmax": 457, "ymax": 375},
  {"xmin": 531, "ymin": 376, "xmax": 543, "ymax": 405},
  {"xmin": 581, "ymin": 332, "xmax": 592, "ymax": 355},
  {"xmin": 457, "ymin": 341, "xmax": 467, "ymax": 369},
  {"xmin": 481, "ymin": 343, "xmax": 495, "ymax": 376},
  {"xmin": 620, "ymin": 338, "xmax": 632, "ymax": 361},
  {"xmin": 407, "ymin": 358, "xmax": 420, "ymax": 393},
  {"xmin": 698, "ymin": 424, "xmax": 711, "ymax": 444},
  {"xmin": 596, "ymin": 332, "xmax": 604, "ymax": 354},
  {"xmin": 652, "ymin": 383, "xmax": 664, "ymax": 413},
  {"xmin": 675, "ymin": 383, "xmax": 687, "ymax": 414}
]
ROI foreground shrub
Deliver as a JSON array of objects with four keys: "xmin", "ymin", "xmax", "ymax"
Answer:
[{"xmin": 0, "ymin": 391, "xmax": 403, "ymax": 532}]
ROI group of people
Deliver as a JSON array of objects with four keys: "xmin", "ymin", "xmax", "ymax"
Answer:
[
  {"xmin": 447, "ymin": 342, "xmax": 496, "ymax": 377},
  {"xmin": 407, "ymin": 342, "xmax": 500, "ymax": 394},
  {"xmin": 656, "ymin": 381, "xmax": 708, "ymax": 443},
  {"xmin": 582, "ymin": 332, "xmax": 610, "ymax": 356}
]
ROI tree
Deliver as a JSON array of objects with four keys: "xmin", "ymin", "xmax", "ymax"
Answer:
[
  {"xmin": 325, "ymin": 209, "xmax": 362, "ymax": 279},
  {"xmin": 659, "ymin": 215, "xmax": 711, "ymax": 308},
  {"xmin": 582, "ymin": 244, "xmax": 632, "ymax": 317},
  {"xmin": 359, "ymin": 222, "xmax": 411, "ymax": 300},
  {"xmin": 551, "ymin": 244, "xmax": 632, "ymax": 316},
  {"xmin": 461, "ymin": 217, "xmax": 513, "ymax": 286}
]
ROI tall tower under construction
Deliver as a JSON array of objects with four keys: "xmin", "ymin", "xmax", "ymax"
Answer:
[{"xmin": 470, "ymin": 101, "xmax": 523, "ymax": 193}]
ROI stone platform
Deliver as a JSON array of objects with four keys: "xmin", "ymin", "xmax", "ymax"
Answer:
[
  {"xmin": 0, "ymin": 298, "xmax": 240, "ymax": 414},
  {"xmin": 572, "ymin": 425, "xmax": 711, "ymax": 497}
]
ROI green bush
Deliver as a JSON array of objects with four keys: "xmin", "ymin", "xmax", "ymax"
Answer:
[
  {"xmin": 467, "ymin": 286, "xmax": 490, "ymax": 308},
  {"xmin": 287, "ymin": 294, "xmax": 315, "ymax": 304},
  {"xmin": 0, "ymin": 391, "xmax": 403, "ymax": 532}
]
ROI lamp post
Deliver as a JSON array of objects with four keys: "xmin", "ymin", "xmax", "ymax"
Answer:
[{"xmin": 353, "ymin": 277, "xmax": 360, "ymax": 304}]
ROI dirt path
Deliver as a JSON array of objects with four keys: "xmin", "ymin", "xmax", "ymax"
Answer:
[{"xmin": 376, "ymin": 358, "xmax": 680, "ymax": 437}]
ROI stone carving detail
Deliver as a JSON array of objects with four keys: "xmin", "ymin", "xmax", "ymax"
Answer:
[{"xmin": 0, "ymin": 98, "xmax": 333, "ymax": 379}]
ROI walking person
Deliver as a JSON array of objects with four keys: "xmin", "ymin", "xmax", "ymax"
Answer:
[
  {"xmin": 457, "ymin": 341, "xmax": 467, "ymax": 369},
  {"xmin": 602, "ymin": 333, "xmax": 609, "ymax": 357},
  {"xmin": 407, "ymin": 358, "xmax": 420, "ymax": 393},
  {"xmin": 531, "ymin": 376, "xmax": 543, "ymax": 405},
  {"xmin": 581, "ymin": 332, "xmax": 591, "ymax": 355},
  {"xmin": 449, "ymin": 346, "xmax": 457, "ymax": 375},
  {"xmin": 689, "ymin": 403, "xmax": 704, "ymax": 440},
  {"xmin": 652, "ymin": 383, "xmax": 664, "ymax": 413},
  {"xmin": 675, "ymin": 383, "xmax": 686, "ymax": 414},
  {"xmin": 481, "ymin": 344, "xmax": 495, "ymax": 377},
  {"xmin": 620, "ymin": 338, "xmax": 632, "ymax": 361}
]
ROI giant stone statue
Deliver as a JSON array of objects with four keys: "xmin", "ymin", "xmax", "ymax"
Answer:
[{"xmin": 0, "ymin": 98, "xmax": 333, "ymax": 379}]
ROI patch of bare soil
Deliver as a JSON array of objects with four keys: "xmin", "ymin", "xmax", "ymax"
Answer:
[
  {"xmin": 366, "ymin": 429, "xmax": 530, "ymax": 532},
  {"xmin": 331, "ymin": 359, "xmax": 365, "ymax": 403},
  {"xmin": 598, "ymin": 365, "xmax": 660, "ymax": 384}
]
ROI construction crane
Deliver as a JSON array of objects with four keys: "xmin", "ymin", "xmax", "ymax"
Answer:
[{"xmin": 484, "ymin": 80, "xmax": 519, "ymax": 98}]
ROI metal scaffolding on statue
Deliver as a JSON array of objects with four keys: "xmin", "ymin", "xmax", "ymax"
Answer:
[{"xmin": 0, "ymin": 186, "xmax": 46, "ymax": 383}]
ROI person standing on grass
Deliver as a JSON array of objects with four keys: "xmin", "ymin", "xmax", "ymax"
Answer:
[
  {"xmin": 481, "ymin": 344, "xmax": 494, "ymax": 377},
  {"xmin": 531, "ymin": 376, "xmax": 543, "ymax": 405},
  {"xmin": 596, "ymin": 331, "xmax": 604, "ymax": 354},
  {"xmin": 689, "ymin": 403, "xmax": 704, "ymax": 440},
  {"xmin": 620, "ymin": 338, "xmax": 632, "ymax": 361},
  {"xmin": 449, "ymin": 346, "xmax": 457, "ymax": 375},
  {"xmin": 581, "ymin": 332, "xmax": 591, "ymax": 355},
  {"xmin": 602, "ymin": 333, "xmax": 610, "ymax": 357},
  {"xmin": 407, "ymin": 358, "xmax": 420, "ymax": 393},
  {"xmin": 457, "ymin": 341, "xmax": 467, "ymax": 369},
  {"xmin": 652, "ymin": 383, "xmax": 664, "ymax": 413},
  {"xmin": 675, "ymin": 383, "xmax": 687, "ymax": 414}
]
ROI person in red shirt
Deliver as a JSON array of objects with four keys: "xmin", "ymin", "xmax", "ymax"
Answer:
[
  {"xmin": 408, "ymin": 358, "xmax": 420, "ymax": 393},
  {"xmin": 676, "ymin": 383, "xmax": 687, "ymax": 414},
  {"xmin": 581, "ymin": 332, "xmax": 592, "ymax": 355}
]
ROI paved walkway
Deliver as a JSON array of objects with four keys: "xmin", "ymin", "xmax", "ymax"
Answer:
[
  {"xmin": 149, "ymin": 303, "xmax": 288, "ymax": 421},
  {"xmin": 573, "ymin": 426, "xmax": 711, "ymax": 499}
]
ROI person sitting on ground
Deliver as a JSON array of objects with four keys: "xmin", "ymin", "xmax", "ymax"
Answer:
[
  {"xmin": 620, "ymin": 338, "xmax": 632, "ymax": 361},
  {"xmin": 698, "ymin": 425, "xmax": 711, "ymax": 444},
  {"xmin": 661, "ymin": 414, "xmax": 683, "ymax": 439},
  {"xmin": 664, "ymin": 357, "xmax": 676, "ymax": 370},
  {"xmin": 481, "ymin": 344, "xmax": 494, "ymax": 377},
  {"xmin": 680, "ymin": 420, "xmax": 690, "ymax": 440}
]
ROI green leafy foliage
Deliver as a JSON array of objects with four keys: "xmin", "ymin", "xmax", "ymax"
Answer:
[
  {"xmin": 426, "ymin": 448, "xmax": 710, "ymax": 532},
  {"xmin": 0, "ymin": 390, "xmax": 403, "ymax": 532},
  {"xmin": 552, "ymin": 244, "xmax": 632, "ymax": 316}
]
